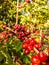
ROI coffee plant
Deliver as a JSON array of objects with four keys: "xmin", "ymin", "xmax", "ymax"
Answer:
[{"xmin": 0, "ymin": 0, "xmax": 49, "ymax": 65}]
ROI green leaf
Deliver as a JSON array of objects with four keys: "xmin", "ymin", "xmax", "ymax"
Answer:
[
  {"xmin": 16, "ymin": 41, "xmax": 22, "ymax": 52},
  {"xmin": 23, "ymin": 55, "xmax": 31, "ymax": 65},
  {"xmin": 0, "ymin": 52, "xmax": 5, "ymax": 62}
]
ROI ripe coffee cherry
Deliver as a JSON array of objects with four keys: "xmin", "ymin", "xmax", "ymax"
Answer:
[
  {"xmin": 24, "ymin": 49, "xmax": 30, "ymax": 54},
  {"xmin": 21, "ymin": 33, "xmax": 25, "ymax": 37},
  {"xmin": 38, "ymin": 52, "xmax": 48, "ymax": 62},
  {"xmin": 27, "ymin": 35, "xmax": 31, "ymax": 38},
  {"xmin": 25, "ymin": 40, "xmax": 30, "ymax": 44},
  {"xmin": 26, "ymin": 0, "xmax": 30, "ymax": 3},
  {"xmin": 22, "ymin": 43, "xmax": 28, "ymax": 49},
  {"xmin": 31, "ymin": 55, "xmax": 40, "ymax": 64},
  {"xmin": 34, "ymin": 43, "xmax": 42, "ymax": 49},
  {"xmin": 21, "ymin": 25, "xmax": 25, "ymax": 31},
  {"xmin": 2, "ymin": 31, "xmax": 7, "ymax": 37},
  {"xmin": 27, "ymin": 45, "xmax": 33, "ymax": 51},
  {"xmin": 18, "ymin": 32, "xmax": 25, "ymax": 36},
  {"xmin": 21, "ymin": 37, "xmax": 25, "ymax": 41},
  {"xmin": 32, "ymin": 63, "xmax": 40, "ymax": 65},
  {"xmin": 18, "ymin": 35, "xmax": 22, "ymax": 39},
  {"xmin": 8, "ymin": 31, "xmax": 13, "ymax": 37},
  {"xmin": 25, "ymin": 30, "xmax": 30, "ymax": 36},
  {"xmin": 14, "ymin": 24, "xmax": 20, "ymax": 31},
  {"xmin": 30, "ymin": 38, "xmax": 36, "ymax": 45},
  {"xmin": 34, "ymin": 44, "xmax": 39, "ymax": 49}
]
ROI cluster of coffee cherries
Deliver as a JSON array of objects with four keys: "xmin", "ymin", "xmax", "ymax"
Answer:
[
  {"xmin": 31, "ymin": 52, "xmax": 48, "ymax": 65},
  {"xmin": 22, "ymin": 38, "xmax": 44, "ymax": 54},
  {"xmin": 0, "ymin": 30, "xmax": 14, "ymax": 42},
  {"xmin": 22, "ymin": 38, "xmax": 36, "ymax": 54},
  {"xmin": 14, "ymin": 24, "xmax": 31, "ymax": 41},
  {"xmin": 0, "ymin": 31, "xmax": 8, "ymax": 42},
  {"xmin": 22, "ymin": 38, "xmax": 49, "ymax": 65},
  {"xmin": 7, "ymin": 30, "xmax": 14, "ymax": 37}
]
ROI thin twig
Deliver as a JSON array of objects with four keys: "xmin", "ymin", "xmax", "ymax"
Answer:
[
  {"xmin": 16, "ymin": 0, "xmax": 19, "ymax": 24},
  {"xmin": 7, "ymin": 0, "xmax": 26, "ymax": 8},
  {"xmin": 6, "ymin": 27, "xmax": 16, "ymax": 34},
  {"xmin": 39, "ymin": 28, "xmax": 42, "ymax": 42},
  {"xmin": 33, "ymin": 47, "xmax": 39, "ymax": 54},
  {"xmin": 7, "ymin": 0, "xmax": 16, "ymax": 7}
]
